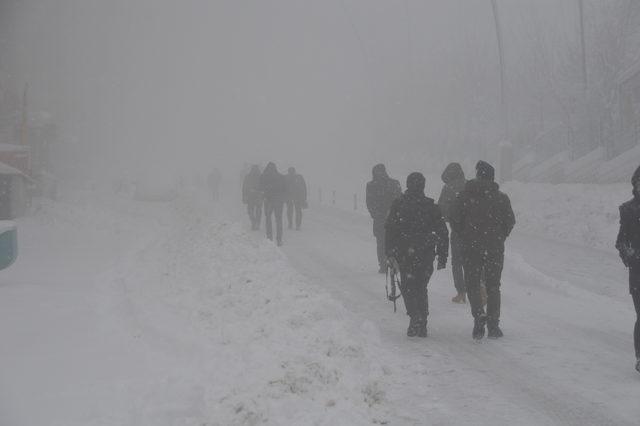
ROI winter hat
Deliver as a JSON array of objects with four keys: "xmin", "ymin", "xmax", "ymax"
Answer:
[
  {"xmin": 372, "ymin": 163, "xmax": 387, "ymax": 179},
  {"xmin": 476, "ymin": 160, "xmax": 495, "ymax": 181},
  {"xmin": 406, "ymin": 172, "xmax": 426, "ymax": 193},
  {"xmin": 441, "ymin": 162, "xmax": 465, "ymax": 184},
  {"xmin": 264, "ymin": 162, "xmax": 277, "ymax": 175}
]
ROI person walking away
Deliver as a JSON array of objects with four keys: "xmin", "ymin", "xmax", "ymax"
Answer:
[
  {"xmin": 450, "ymin": 161, "xmax": 515, "ymax": 340},
  {"xmin": 285, "ymin": 167, "xmax": 308, "ymax": 230},
  {"xmin": 261, "ymin": 162, "xmax": 287, "ymax": 246},
  {"xmin": 366, "ymin": 164, "xmax": 402, "ymax": 273},
  {"xmin": 615, "ymin": 165, "xmax": 640, "ymax": 373},
  {"xmin": 438, "ymin": 162, "xmax": 468, "ymax": 304},
  {"xmin": 385, "ymin": 172, "xmax": 448, "ymax": 337},
  {"xmin": 242, "ymin": 165, "xmax": 263, "ymax": 230}
]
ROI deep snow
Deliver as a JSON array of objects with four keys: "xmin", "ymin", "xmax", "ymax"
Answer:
[{"xmin": 0, "ymin": 182, "xmax": 638, "ymax": 425}]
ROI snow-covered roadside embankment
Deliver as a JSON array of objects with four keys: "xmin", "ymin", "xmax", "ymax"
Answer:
[
  {"xmin": 105, "ymin": 196, "xmax": 397, "ymax": 425},
  {"xmin": 503, "ymin": 181, "xmax": 629, "ymax": 251}
]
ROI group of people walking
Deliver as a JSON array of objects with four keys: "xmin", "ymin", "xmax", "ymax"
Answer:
[
  {"xmin": 367, "ymin": 160, "xmax": 515, "ymax": 341},
  {"xmin": 239, "ymin": 157, "xmax": 640, "ymax": 372},
  {"xmin": 242, "ymin": 162, "xmax": 307, "ymax": 246},
  {"xmin": 367, "ymin": 159, "xmax": 640, "ymax": 372}
]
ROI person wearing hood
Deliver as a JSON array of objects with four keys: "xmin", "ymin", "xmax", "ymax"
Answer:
[
  {"xmin": 260, "ymin": 162, "xmax": 287, "ymax": 246},
  {"xmin": 285, "ymin": 167, "xmax": 308, "ymax": 230},
  {"xmin": 438, "ymin": 163, "xmax": 468, "ymax": 304},
  {"xmin": 385, "ymin": 172, "xmax": 449, "ymax": 337},
  {"xmin": 366, "ymin": 164, "xmax": 402, "ymax": 273},
  {"xmin": 615, "ymin": 165, "xmax": 640, "ymax": 373},
  {"xmin": 451, "ymin": 160, "xmax": 515, "ymax": 340},
  {"xmin": 242, "ymin": 165, "xmax": 263, "ymax": 230}
]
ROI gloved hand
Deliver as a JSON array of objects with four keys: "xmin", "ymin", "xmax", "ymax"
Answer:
[
  {"xmin": 621, "ymin": 245, "xmax": 636, "ymax": 267},
  {"xmin": 623, "ymin": 245, "xmax": 636, "ymax": 259},
  {"xmin": 437, "ymin": 257, "xmax": 447, "ymax": 270}
]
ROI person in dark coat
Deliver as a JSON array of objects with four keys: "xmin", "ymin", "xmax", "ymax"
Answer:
[
  {"xmin": 438, "ymin": 162, "xmax": 468, "ymax": 304},
  {"xmin": 260, "ymin": 162, "xmax": 287, "ymax": 246},
  {"xmin": 450, "ymin": 160, "xmax": 515, "ymax": 340},
  {"xmin": 366, "ymin": 164, "xmax": 402, "ymax": 273},
  {"xmin": 242, "ymin": 165, "xmax": 263, "ymax": 230},
  {"xmin": 285, "ymin": 167, "xmax": 308, "ymax": 230},
  {"xmin": 385, "ymin": 172, "xmax": 449, "ymax": 337},
  {"xmin": 615, "ymin": 165, "xmax": 640, "ymax": 373}
]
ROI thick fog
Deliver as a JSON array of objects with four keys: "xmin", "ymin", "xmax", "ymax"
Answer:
[
  {"xmin": 1, "ymin": 0, "xmax": 610, "ymax": 191},
  {"xmin": 6, "ymin": 2, "xmax": 640, "ymax": 425}
]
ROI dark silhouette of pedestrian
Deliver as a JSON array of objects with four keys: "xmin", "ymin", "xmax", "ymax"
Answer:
[
  {"xmin": 451, "ymin": 161, "xmax": 515, "ymax": 340},
  {"xmin": 285, "ymin": 167, "xmax": 308, "ymax": 230},
  {"xmin": 385, "ymin": 172, "xmax": 448, "ymax": 337},
  {"xmin": 615, "ymin": 164, "xmax": 640, "ymax": 373},
  {"xmin": 366, "ymin": 164, "xmax": 401, "ymax": 273},
  {"xmin": 260, "ymin": 162, "xmax": 287, "ymax": 246},
  {"xmin": 242, "ymin": 165, "xmax": 263, "ymax": 230}
]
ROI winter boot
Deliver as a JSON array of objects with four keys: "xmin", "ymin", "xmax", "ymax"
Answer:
[
  {"xmin": 451, "ymin": 292, "xmax": 466, "ymax": 304},
  {"xmin": 417, "ymin": 318, "xmax": 428, "ymax": 338},
  {"xmin": 472, "ymin": 315, "xmax": 487, "ymax": 340},
  {"xmin": 636, "ymin": 359, "xmax": 640, "ymax": 374},
  {"xmin": 487, "ymin": 319, "xmax": 503, "ymax": 339},
  {"xmin": 407, "ymin": 317, "xmax": 419, "ymax": 337}
]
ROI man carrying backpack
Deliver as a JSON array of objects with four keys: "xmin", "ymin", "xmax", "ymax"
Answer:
[
  {"xmin": 385, "ymin": 172, "xmax": 449, "ymax": 337},
  {"xmin": 451, "ymin": 161, "xmax": 515, "ymax": 340}
]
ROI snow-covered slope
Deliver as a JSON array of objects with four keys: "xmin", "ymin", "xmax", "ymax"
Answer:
[
  {"xmin": 504, "ymin": 181, "xmax": 629, "ymax": 250},
  {"xmin": 0, "ymin": 190, "xmax": 398, "ymax": 425}
]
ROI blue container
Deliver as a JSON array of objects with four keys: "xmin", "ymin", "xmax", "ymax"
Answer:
[{"xmin": 0, "ymin": 221, "xmax": 17, "ymax": 270}]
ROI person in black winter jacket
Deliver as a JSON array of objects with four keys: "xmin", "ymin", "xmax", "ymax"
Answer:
[
  {"xmin": 451, "ymin": 161, "xmax": 515, "ymax": 340},
  {"xmin": 615, "ymin": 165, "xmax": 640, "ymax": 373},
  {"xmin": 260, "ymin": 162, "xmax": 287, "ymax": 246},
  {"xmin": 366, "ymin": 164, "xmax": 402, "ymax": 273},
  {"xmin": 385, "ymin": 172, "xmax": 449, "ymax": 337},
  {"xmin": 285, "ymin": 167, "xmax": 308, "ymax": 230},
  {"xmin": 242, "ymin": 165, "xmax": 263, "ymax": 230},
  {"xmin": 438, "ymin": 162, "xmax": 468, "ymax": 304}
]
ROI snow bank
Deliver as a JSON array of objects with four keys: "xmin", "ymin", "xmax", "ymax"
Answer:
[
  {"xmin": 103, "ymin": 195, "xmax": 396, "ymax": 425},
  {"xmin": 504, "ymin": 181, "xmax": 629, "ymax": 251}
]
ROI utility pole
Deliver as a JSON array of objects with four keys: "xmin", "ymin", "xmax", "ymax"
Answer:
[
  {"xmin": 491, "ymin": 0, "xmax": 508, "ymax": 140},
  {"xmin": 578, "ymin": 0, "xmax": 587, "ymax": 93},
  {"xmin": 20, "ymin": 83, "xmax": 28, "ymax": 146}
]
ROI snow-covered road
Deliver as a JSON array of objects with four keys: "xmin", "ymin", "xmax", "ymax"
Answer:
[
  {"xmin": 283, "ymin": 205, "xmax": 638, "ymax": 425},
  {"xmin": 0, "ymin": 189, "xmax": 638, "ymax": 425}
]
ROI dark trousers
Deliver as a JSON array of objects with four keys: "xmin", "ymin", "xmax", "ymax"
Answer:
[
  {"xmin": 247, "ymin": 200, "xmax": 262, "ymax": 230},
  {"xmin": 464, "ymin": 246, "xmax": 504, "ymax": 323},
  {"xmin": 450, "ymin": 230, "xmax": 465, "ymax": 294},
  {"xmin": 373, "ymin": 219, "xmax": 386, "ymax": 268},
  {"xmin": 400, "ymin": 263, "xmax": 434, "ymax": 321},
  {"xmin": 286, "ymin": 200, "xmax": 303, "ymax": 229},
  {"xmin": 264, "ymin": 200, "xmax": 284, "ymax": 245},
  {"xmin": 629, "ymin": 267, "xmax": 640, "ymax": 358}
]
